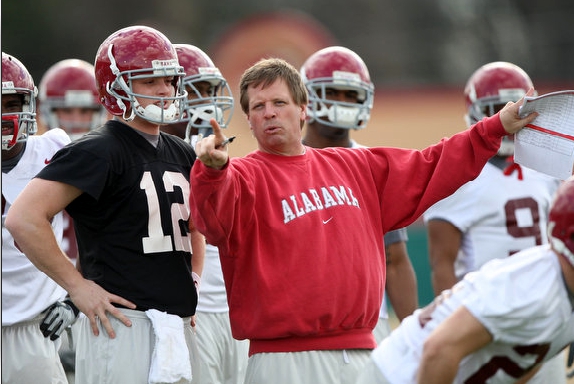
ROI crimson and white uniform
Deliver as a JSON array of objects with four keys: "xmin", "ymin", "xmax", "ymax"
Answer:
[
  {"xmin": 423, "ymin": 160, "xmax": 565, "ymax": 383},
  {"xmin": 2, "ymin": 128, "xmax": 70, "ymax": 325},
  {"xmin": 423, "ymin": 161, "xmax": 560, "ymax": 280},
  {"xmin": 2, "ymin": 128, "xmax": 71, "ymax": 383},
  {"xmin": 361, "ymin": 244, "xmax": 574, "ymax": 383}
]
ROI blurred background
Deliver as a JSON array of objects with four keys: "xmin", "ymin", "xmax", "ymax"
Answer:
[{"xmin": 3, "ymin": 0, "xmax": 574, "ymax": 305}]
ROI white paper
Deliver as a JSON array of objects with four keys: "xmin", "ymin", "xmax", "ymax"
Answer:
[{"xmin": 515, "ymin": 90, "xmax": 574, "ymax": 180}]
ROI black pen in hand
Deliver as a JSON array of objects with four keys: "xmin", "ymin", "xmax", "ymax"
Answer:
[{"xmin": 216, "ymin": 136, "xmax": 236, "ymax": 149}]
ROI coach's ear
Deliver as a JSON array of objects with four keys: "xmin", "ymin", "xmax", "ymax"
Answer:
[{"xmin": 300, "ymin": 104, "xmax": 307, "ymax": 129}]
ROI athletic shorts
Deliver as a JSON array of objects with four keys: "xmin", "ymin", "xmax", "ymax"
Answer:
[
  {"xmin": 2, "ymin": 314, "xmax": 67, "ymax": 384},
  {"xmin": 195, "ymin": 310, "xmax": 249, "ymax": 384},
  {"xmin": 75, "ymin": 308, "xmax": 201, "ymax": 384}
]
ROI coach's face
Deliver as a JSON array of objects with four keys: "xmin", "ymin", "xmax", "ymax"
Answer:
[{"xmin": 246, "ymin": 79, "xmax": 306, "ymax": 156}]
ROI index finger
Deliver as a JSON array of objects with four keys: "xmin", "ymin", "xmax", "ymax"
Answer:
[
  {"xmin": 109, "ymin": 294, "xmax": 137, "ymax": 311},
  {"xmin": 210, "ymin": 118, "xmax": 224, "ymax": 142}
]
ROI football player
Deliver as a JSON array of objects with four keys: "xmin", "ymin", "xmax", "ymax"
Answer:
[
  {"xmin": 357, "ymin": 176, "xmax": 574, "ymax": 384},
  {"xmin": 6, "ymin": 26, "xmax": 204, "ymax": 384},
  {"xmin": 37, "ymin": 58, "xmax": 107, "ymax": 139},
  {"xmin": 161, "ymin": 43, "xmax": 233, "ymax": 145},
  {"xmin": 423, "ymin": 61, "xmax": 564, "ymax": 382},
  {"xmin": 1, "ymin": 52, "xmax": 72, "ymax": 384}
]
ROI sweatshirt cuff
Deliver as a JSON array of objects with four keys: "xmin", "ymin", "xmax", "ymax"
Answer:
[
  {"xmin": 193, "ymin": 158, "xmax": 229, "ymax": 181},
  {"xmin": 488, "ymin": 113, "xmax": 508, "ymax": 138}
]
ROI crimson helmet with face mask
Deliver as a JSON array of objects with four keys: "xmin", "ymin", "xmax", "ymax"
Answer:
[
  {"xmin": 464, "ymin": 62, "xmax": 534, "ymax": 157},
  {"xmin": 301, "ymin": 46, "xmax": 374, "ymax": 130},
  {"xmin": 39, "ymin": 59, "xmax": 107, "ymax": 140},
  {"xmin": 173, "ymin": 44, "xmax": 233, "ymax": 142},
  {"xmin": 94, "ymin": 25, "xmax": 187, "ymax": 125},
  {"xmin": 2, "ymin": 52, "xmax": 37, "ymax": 150},
  {"xmin": 548, "ymin": 176, "xmax": 574, "ymax": 268}
]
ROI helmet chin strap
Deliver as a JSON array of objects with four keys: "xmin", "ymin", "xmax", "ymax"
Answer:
[
  {"xmin": 122, "ymin": 105, "xmax": 136, "ymax": 122},
  {"xmin": 105, "ymin": 75, "xmax": 134, "ymax": 122},
  {"xmin": 107, "ymin": 44, "xmax": 136, "ymax": 122}
]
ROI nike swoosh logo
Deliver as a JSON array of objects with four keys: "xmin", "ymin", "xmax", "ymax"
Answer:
[
  {"xmin": 44, "ymin": 158, "xmax": 51, "ymax": 164},
  {"xmin": 322, "ymin": 217, "xmax": 333, "ymax": 224}
]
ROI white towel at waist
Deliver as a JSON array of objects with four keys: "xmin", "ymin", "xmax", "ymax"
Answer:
[{"xmin": 145, "ymin": 309, "xmax": 192, "ymax": 384}]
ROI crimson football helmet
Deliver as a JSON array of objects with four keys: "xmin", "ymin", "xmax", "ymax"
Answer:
[
  {"xmin": 464, "ymin": 62, "xmax": 534, "ymax": 156},
  {"xmin": 548, "ymin": 177, "xmax": 574, "ymax": 267},
  {"xmin": 94, "ymin": 25, "xmax": 186, "ymax": 124},
  {"xmin": 301, "ymin": 46, "xmax": 374, "ymax": 130},
  {"xmin": 2, "ymin": 52, "xmax": 37, "ymax": 150},
  {"xmin": 39, "ymin": 59, "xmax": 107, "ymax": 140},
  {"xmin": 173, "ymin": 44, "xmax": 234, "ymax": 141}
]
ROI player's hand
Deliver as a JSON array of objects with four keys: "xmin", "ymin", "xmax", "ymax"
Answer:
[
  {"xmin": 40, "ymin": 299, "xmax": 80, "ymax": 340},
  {"xmin": 69, "ymin": 279, "xmax": 137, "ymax": 339},
  {"xmin": 194, "ymin": 118, "xmax": 231, "ymax": 170},
  {"xmin": 499, "ymin": 88, "xmax": 538, "ymax": 135}
]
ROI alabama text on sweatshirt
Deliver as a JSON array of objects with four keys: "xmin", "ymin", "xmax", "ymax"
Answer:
[{"xmin": 189, "ymin": 114, "xmax": 506, "ymax": 356}]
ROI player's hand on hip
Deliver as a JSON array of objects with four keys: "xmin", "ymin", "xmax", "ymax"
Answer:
[
  {"xmin": 499, "ymin": 88, "xmax": 538, "ymax": 135},
  {"xmin": 69, "ymin": 279, "xmax": 136, "ymax": 338},
  {"xmin": 195, "ymin": 118, "xmax": 230, "ymax": 170}
]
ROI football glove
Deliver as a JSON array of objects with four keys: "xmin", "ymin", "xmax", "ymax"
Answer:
[{"xmin": 40, "ymin": 299, "xmax": 80, "ymax": 341}]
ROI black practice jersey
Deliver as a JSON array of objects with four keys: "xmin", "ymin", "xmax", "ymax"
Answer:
[{"xmin": 37, "ymin": 120, "xmax": 198, "ymax": 317}]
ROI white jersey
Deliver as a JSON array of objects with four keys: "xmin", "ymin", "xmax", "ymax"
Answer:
[
  {"xmin": 2, "ymin": 128, "xmax": 71, "ymax": 325},
  {"xmin": 423, "ymin": 161, "xmax": 560, "ymax": 280},
  {"xmin": 196, "ymin": 243, "xmax": 228, "ymax": 312},
  {"xmin": 370, "ymin": 245, "xmax": 574, "ymax": 383}
]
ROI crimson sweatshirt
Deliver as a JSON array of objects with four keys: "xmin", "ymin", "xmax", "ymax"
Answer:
[{"xmin": 189, "ymin": 114, "xmax": 506, "ymax": 356}]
